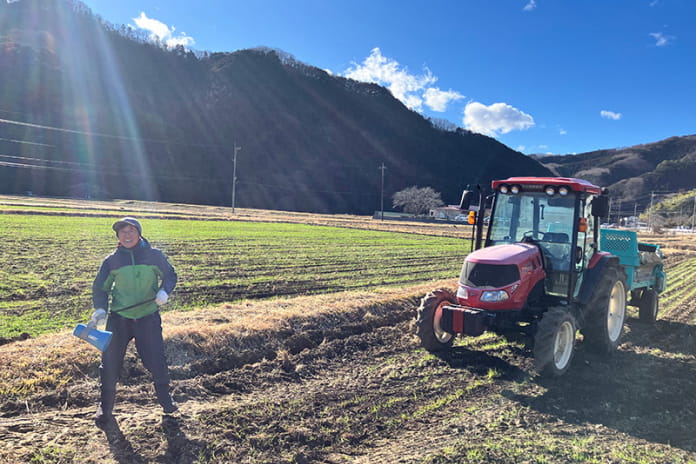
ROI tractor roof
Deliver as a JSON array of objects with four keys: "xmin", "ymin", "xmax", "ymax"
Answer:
[{"xmin": 492, "ymin": 177, "xmax": 602, "ymax": 194}]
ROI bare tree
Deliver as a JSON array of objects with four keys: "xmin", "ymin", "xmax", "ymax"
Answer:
[{"xmin": 392, "ymin": 186, "xmax": 444, "ymax": 215}]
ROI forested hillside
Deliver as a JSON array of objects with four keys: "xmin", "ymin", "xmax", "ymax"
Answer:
[
  {"xmin": 536, "ymin": 135, "xmax": 696, "ymax": 208},
  {"xmin": 0, "ymin": 0, "xmax": 550, "ymax": 214}
]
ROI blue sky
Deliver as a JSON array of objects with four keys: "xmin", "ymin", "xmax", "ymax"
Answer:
[{"xmin": 79, "ymin": 0, "xmax": 695, "ymax": 155}]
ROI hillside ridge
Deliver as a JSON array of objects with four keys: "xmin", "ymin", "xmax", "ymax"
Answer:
[{"xmin": 0, "ymin": 0, "xmax": 549, "ymax": 214}]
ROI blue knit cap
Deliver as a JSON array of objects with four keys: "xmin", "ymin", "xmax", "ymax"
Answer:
[{"xmin": 112, "ymin": 217, "xmax": 142, "ymax": 236}]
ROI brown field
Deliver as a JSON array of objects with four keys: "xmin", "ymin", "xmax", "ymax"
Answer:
[{"xmin": 1, "ymin": 196, "xmax": 695, "ymax": 463}]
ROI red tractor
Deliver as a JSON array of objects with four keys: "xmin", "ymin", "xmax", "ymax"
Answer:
[{"xmin": 416, "ymin": 177, "xmax": 665, "ymax": 376}]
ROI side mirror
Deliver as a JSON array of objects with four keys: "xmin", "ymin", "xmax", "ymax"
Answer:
[
  {"xmin": 591, "ymin": 195, "xmax": 609, "ymax": 218},
  {"xmin": 459, "ymin": 190, "xmax": 474, "ymax": 210},
  {"xmin": 576, "ymin": 246, "xmax": 584, "ymax": 264}
]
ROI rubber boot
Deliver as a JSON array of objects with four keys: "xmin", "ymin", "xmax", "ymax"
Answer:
[
  {"xmin": 154, "ymin": 383, "xmax": 178, "ymax": 414},
  {"xmin": 95, "ymin": 388, "xmax": 115, "ymax": 426}
]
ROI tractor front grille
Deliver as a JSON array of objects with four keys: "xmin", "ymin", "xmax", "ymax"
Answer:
[{"xmin": 460, "ymin": 262, "xmax": 520, "ymax": 288}]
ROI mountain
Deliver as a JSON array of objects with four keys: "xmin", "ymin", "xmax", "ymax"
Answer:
[
  {"xmin": 534, "ymin": 135, "xmax": 696, "ymax": 208},
  {"xmin": 0, "ymin": 0, "xmax": 551, "ymax": 214}
]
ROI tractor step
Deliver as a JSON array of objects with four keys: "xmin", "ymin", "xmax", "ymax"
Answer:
[{"xmin": 441, "ymin": 305, "xmax": 495, "ymax": 336}]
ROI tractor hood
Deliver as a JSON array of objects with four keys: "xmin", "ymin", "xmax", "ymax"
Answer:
[{"xmin": 457, "ymin": 243, "xmax": 545, "ymax": 311}]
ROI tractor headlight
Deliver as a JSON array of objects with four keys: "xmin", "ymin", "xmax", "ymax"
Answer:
[
  {"xmin": 480, "ymin": 290, "xmax": 510, "ymax": 302},
  {"xmin": 457, "ymin": 286, "xmax": 469, "ymax": 299}
]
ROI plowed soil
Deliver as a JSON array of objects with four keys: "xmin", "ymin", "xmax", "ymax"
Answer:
[{"xmin": 1, "ymin": 250, "xmax": 695, "ymax": 464}]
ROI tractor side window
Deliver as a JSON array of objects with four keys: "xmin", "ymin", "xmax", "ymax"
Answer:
[
  {"xmin": 489, "ymin": 195, "xmax": 518, "ymax": 243},
  {"xmin": 538, "ymin": 195, "xmax": 575, "ymax": 273}
]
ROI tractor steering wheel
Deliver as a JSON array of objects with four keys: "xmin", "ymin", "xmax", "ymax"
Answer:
[{"xmin": 522, "ymin": 230, "xmax": 545, "ymax": 242}]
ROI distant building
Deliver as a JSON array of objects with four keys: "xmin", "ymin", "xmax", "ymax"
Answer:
[
  {"xmin": 429, "ymin": 205, "xmax": 468, "ymax": 221},
  {"xmin": 372, "ymin": 211, "xmax": 417, "ymax": 220}
]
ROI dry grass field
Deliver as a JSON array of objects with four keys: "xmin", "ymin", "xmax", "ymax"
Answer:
[{"xmin": 0, "ymin": 195, "xmax": 694, "ymax": 464}]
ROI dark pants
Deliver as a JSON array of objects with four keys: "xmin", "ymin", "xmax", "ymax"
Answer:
[{"xmin": 99, "ymin": 311, "xmax": 171, "ymax": 410}]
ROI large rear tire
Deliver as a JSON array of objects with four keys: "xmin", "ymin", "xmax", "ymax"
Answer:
[
  {"xmin": 533, "ymin": 307, "xmax": 577, "ymax": 377},
  {"xmin": 638, "ymin": 288, "xmax": 659, "ymax": 324},
  {"xmin": 416, "ymin": 289, "xmax": 456, "ymax": 352},
  {"xmin": 582, "ymin": 265, "xmax": 627, "ymax": 354}
]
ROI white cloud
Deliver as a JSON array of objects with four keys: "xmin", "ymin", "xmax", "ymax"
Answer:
[
  {"xmin": 600, "ymin": 110, "xmax": 622, "ymax": 120},
  {"xmin": 559, "ymin": 128, "xmax": 567, "ymax": 135},
  {"xmin": 523, "ymin": 0, "xmax": 537, "ymax": 11},
  {"xmin": 649, "ymin": 32, "xmax": 672, "ymax": 47},
  {"xmin": 166, "ymin": 34, "xmax": 195, "ymax": 48},
  {"xmin": 133, "ymin": 12, "xmax": 195, "ymax": 48},
  {"xmin": 344, "ymin": 48, "xmax": 464, "ymax": 112},
  {"xmin": 423, "ymin": 88, "xmax": 465, "ymax": 112},
  {"xmin": 463, "ymin": 101, "xmax": 535, "ymax": 136}
]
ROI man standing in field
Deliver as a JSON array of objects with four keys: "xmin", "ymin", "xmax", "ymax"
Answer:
[{"xmin": 88, "ymin": 217, "xmax": 178, "ymax": 426}]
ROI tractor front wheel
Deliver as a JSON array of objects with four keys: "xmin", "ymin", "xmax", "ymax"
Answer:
[
  {"xmin": 638, "ymin": 289, "xmax": 659, "ymax": 324},
  {"xmin": 416, "ymin": 289, "xmax": 456, "ymax": 352},
  {"xmin": 533, "ymin": 307, "xmax": 577, "ymax": 377}
]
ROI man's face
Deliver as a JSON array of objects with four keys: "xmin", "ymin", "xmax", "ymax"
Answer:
[{"xmin": 117, "ymin": 225, "xmax": 140, "ymax": 248}]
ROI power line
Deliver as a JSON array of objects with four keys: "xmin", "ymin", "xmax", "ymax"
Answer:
[
  {"xmin": 0, "ymin": 153, "xmax": 96, "ymax": 168},
  {"xmin": 236, "ymin": 180, "xmax": 377, "ymax": 196},
  {"xmin": 0, "ymin": 117, "xmax": 142, "ymax": 141},
  {"xmin": 0, "ymin": 160, "xmax": 76, "ymax": 172},
  {"xmin": 0, "ymin": 154, "xmax": 379, "ymax": 196},
  {"xmin": 0, "ymin": 137, "xmax": 55, "ymax": 148},
  {"xmin": 0, "ymin": 156, "xmax": 216, "ymax": 182},
  {"xmin": 0, "ymin": 117, "xmax": 226, "ymax": 149}
]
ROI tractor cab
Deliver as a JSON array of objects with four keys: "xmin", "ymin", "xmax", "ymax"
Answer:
[
  {"xmin": 454, "ymin": 177, "xmax": 604, "ymax": 312},
  {"xmin": 483, "ymin": 177, "xmax": 602, "ymax": 300}
]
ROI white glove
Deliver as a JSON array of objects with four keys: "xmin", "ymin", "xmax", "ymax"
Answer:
[
  {"xmin": 87, "ymin": 308, "xmax": 106, "ymax": 328},
  {"xmin": 155, "ymin": 290, "xmax": 169, "ymax": 306}
]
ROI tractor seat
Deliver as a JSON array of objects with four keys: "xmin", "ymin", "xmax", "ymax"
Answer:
[{"xmin": 544, "ymin": 232, "xmax": 569, "ymax": 243}]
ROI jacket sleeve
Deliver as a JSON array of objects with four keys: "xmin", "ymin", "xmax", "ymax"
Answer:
[
  {"xmin": 92, "ymin": 259, "xmax": 113, "ymax": 310},
  {"xmin": 156, "ymin": 250, "xmax": 178, "ymax": 295}
]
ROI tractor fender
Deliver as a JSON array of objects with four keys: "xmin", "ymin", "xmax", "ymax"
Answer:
[
  {"xmin": 587, "ymin": 251, "xmax": 613, "ymax": 270},
  {"xmin": 656, "ymin": 268, "xmax": 666, "ymax": 293},
  {"xmin": 577, "ymin": 253, "xmax": 621, "ymax": 307}
]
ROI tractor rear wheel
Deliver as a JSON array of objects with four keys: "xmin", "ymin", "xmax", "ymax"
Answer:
[
  {"xmin": 416, "ymin": 289, "xmax": 456, "ymax": 352},
  {"xmin": 533, "ymin": 307, "xmax": 577, "ymax": 377},
  {"xmin": 582, "ymin": 265, "xmax": 627, "ymax": 354},
  {"xmin": 638, "ymin": 289, "xmax": 659, "ymax": 324}
]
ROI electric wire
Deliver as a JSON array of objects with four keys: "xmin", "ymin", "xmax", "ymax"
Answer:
[{"xmin": 0, "ymin": 117, "xmax": 227, "ymax": 148}]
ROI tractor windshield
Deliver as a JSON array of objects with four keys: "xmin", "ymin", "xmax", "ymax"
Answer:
[{"xmin": 488, "ymin": 192, "xmax": 576, "ymax": 271}]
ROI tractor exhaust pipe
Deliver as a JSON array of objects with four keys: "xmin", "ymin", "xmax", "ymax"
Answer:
[{"xmin": 474, "ymin": 184, "xmax": 485, "ymax": 251}]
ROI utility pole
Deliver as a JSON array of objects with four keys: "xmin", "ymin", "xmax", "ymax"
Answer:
[
  {"xmin": 378, "ymin": 163, "xmax": 387, "ymax": 220},
  {"xmin": 617, "ymin": 200, "xmax": 622, "ymax": 226},
  {"xmin": 634, "ymin": 203, "xmax": 638, "ymax": 229},
  {"xmin": 648, "ymin": 191, "xmax": 655, "ymax": 230},
  {"xmin": 692, "ymin": 195, "xmax": 696, "ymax": 232},
  {"xmin": 232, "ymin": 142, "xmax": 242, "ymax": 214}
]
